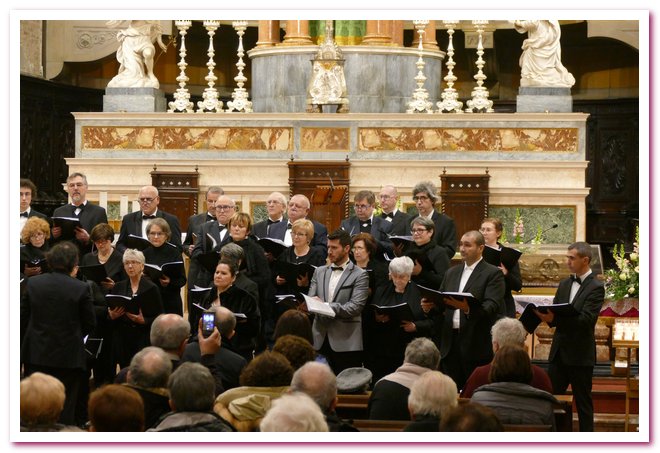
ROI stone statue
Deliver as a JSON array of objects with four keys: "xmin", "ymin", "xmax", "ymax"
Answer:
[
  {"xmin": 513, "ymin": 20, "xmax": 575, "ymax": 88},
  {"xmin": 306, "ymin": 20, "xmax": 349, "ymax": 113},
  {"xmin": 106, "ymin": 20, "xmax": 167, "ymax": 89}
]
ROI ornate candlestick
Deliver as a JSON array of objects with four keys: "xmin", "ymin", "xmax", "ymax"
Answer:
[
  {"xmin": 406, "ymin": 20, "xmax": 434, "ymax": 114},
  {"xmin": 197, "ymin": 20, "xmax": 223, "ymax": 113},
  {"xmin": 465, "ymin": 20, "xmax": 494, "ymax": 113},
  {"xmin": 227, "ymin": 20, "xmax": 253, "ymax": 113},
  {"xmin": 168, "ymin": 20, "xmax": 194, "ymax": 113},
  {"xmin": 436, "ymin": 20, "xmax": 463, "ymax": 114}
]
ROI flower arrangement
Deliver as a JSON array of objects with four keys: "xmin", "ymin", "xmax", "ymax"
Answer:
[
  {"xmin": 605, "ymin": 226, "xmax": 639, "ymax": 300},
  {"xmin": 512, "ymin": 208, "xmax": 525, "ymax": 244}
]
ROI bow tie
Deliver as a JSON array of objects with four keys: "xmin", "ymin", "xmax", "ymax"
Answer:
[
  {"xmin": 286, "ymin": 223, "xmax": 292, "ymax": 230},
  {"xmin": 206, "ymin": 214, "xmax": 215, "ymax": 221},
  {"xmin": 571, "ymin": 275, "xmax": 582, "ymax": 285},
  {"xmin": 381, "ymin": 212, "xmax": 393, "ymax": 220},
  {"xmin": 20, "ymin": 212, "xmax": 28, "ymax": 218},
  {"xmin": 361, "ymin": 219, "xmax": 372, "ymax": 227},
  {"xmin": 73, "ymin": 204, "xmax": 84, "ymax": 215},
  {"xmin": 268, "ymin": 219, "xmax": 281, "ymax": 225},
  {"xmin": 331, "ymin": 266, "xmax": 344, "ymax": 272},
  {"xmin": 218, "ymin": 224, "xmax": 226, "ymax": 231},
  {"xmin": 142, "ymin": 214, "xmax": 156, "ymax": 220}
]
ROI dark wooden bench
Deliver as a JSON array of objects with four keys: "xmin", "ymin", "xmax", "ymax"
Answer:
[{"xmin": 350, "ymin": 419, "xmax": 408, "ymax": 432}]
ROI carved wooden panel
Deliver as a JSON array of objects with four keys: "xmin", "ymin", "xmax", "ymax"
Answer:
[
  {"xmin": 440, "ymin": 173, "xmax": 490, "ymax": 243},
  {"xmin": 151, "ymin": 171, "xmax": 199, "ymax": 232}
]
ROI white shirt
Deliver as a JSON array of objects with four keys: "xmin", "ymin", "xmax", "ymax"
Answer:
[
  {"xmin": 20, "ymin": 207, "xmax": 31, "ymax": 234},
  {"xmin": 328, "ymin": 259, "xmax": 350, "ymax": 302},
  {"xmin": 140, "ymin": 209, "xmax": 158, "ymax": 238},
  {"xmin": 570, "ymin": 269, "xmax": 592, "ymax": 303},
  {"xmin": 453, "ymin": 258, "xmax": 482, "ymax": 329}
]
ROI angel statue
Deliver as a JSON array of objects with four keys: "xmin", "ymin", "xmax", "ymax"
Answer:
[{"xmin": 106, "ymin": 20, "xmax": 167, "ymax": 89}]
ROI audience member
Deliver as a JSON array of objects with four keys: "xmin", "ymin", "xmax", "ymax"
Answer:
[
  {"xmin": 20, "ymin": 373, "xmax": 84, "ymax": 432},
  {"xmin": 88, "ymin": 384, "xmax": 145, "ymax": 432},
  {"xmin": 368, "ymin": 338, "xmax": 440, "ymax": 421},
  {"xmin": 404, "ymin": 371, "xmax": 458, "ymax": 432},
  {"xmin": 471, "ymin": 345, "xmax": 558, "ymax": 429},
  {"xmin": 439, "ymin": 402, "xmax": 504, "ymax": 432},
  {"xmin": 149, "ymin": 363, "xmax": 235, "ymax": 432},
  {"xmin": 126, "ymin": 346, "xmax": 173, "ymax": 429},
  {"xmin": 273, "ymin": 308, "xmax": 314, "ymax": 345},
  {"xmin": 461, "ymin": 317, "xmax": 553, "ymax": 398},
  {"xmin": 260, "ymin": 393, "xmax": 329, "ymax": 432},
  {"xmin": 272, "ymin": 334, "xmax": 316, "ymax": 370},
  {"xmin": 289, "ymin": 362, "xmax": 358, "ymax": 432}
]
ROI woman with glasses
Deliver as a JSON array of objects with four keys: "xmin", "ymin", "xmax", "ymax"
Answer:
[
  {"xmin": 143, "ymin": 218, "xmax": 186, "ymax": 316},
  {"xmin": 80, "ymin": 223, "xmax": 125, "ymax": 294},
  {"xmin": 350, "ymin": 232, "xmax": 389, "ymax": 297},
  {"xmin": 406, "ymin": 217, "xmax": 451, "ymax": 290},
  {"xmin": 480, "ymin": 218, "xmax": 523, "ymax": 318},
  {"xmin": 20, "ymin": 217, "xmax": 51, "ymax": 278},
  {"xmin": 275, "ymin": 219, "xmax": 326, "ymax": 297}
]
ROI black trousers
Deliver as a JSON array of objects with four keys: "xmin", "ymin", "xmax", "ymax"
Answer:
[
  {"xmin": 548, "ymin": 358, "xmax": 595, "ymax": 432},
  {"xmin": 319, "ymin": 337, "xmax": 363, "ymax": 376},
  {"xmin": 440, "ymin": 329, "xmax": 484, "ymax": 391}
]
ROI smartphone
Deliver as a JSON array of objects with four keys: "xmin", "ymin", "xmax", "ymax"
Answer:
[{"xmin": 202, "ymin": 310, "xmax": 215, "ymax": 338}]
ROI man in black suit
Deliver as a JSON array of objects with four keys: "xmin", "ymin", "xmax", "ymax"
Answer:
[
  {"xmin": 20, "ymin": 178, "xmax": 49, "ymax": 238},
  {"xmin": 378, "ymin": 185, "xmax": 412, "ymax": 237},
  {"xmin": 411, "ymin": 181, "xmax": 457, "ymax": 260},
  {"xmin": 252, "ymin": 191, "xmax": 289, "ymax": 262},
  {"xmin": 434, "ymin": 230, "xmax": 505, "ymax": 390},
  {"xmin": 181, "ymin": 306, "xmax": 247, "ymax": 391},
  {"xmin": 533, "ymin": 242, "xmax": 605, "ymax": 432},
  {"xmin": 116, "ymin": 185, "xmax": 183, "ymax": 253},
  {"xmin": 340, "ymin": 190, "xmax": 393, "ymax": 259},
  {"xmin": 286, "ymin": 194, "xmax": 328, "ymax": 259},
  {"xmin": 51, "ymin": 172, "xmax": 108, "ymax": 256}
]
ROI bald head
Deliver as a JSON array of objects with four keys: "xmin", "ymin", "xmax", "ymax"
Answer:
[
  {"xmin": 379, "ymin": 185, "xmax": 399, "ymax": 213},
  {"xmin": 287, "ymin": 194, "xmax": 310, "ymax": 222},
  {"xmin": 150, "ymin": 314, "xmax": 190, "ymax": 355},
  {"xmin": 290, "ymin": 362, "xmax": 337, "ymax": 412},
  {"xmin": 138, "ymin": 185, "xmax": 160, "ymax": 215}
]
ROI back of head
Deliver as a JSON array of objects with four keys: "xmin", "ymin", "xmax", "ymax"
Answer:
[
  {"xmin": 20, "ymin": 373, "xmax": 65, "ymax": 426},
  {"xmin": 491, "ymin": 317, "xmax": 527, "ymax": 350},
  {"xmin": 168, "ymin": 362, "xmax": 215, "ymax": 412},
  {"xmin": 488, "ymin": 345, "xmax": 533, "ymax": 384},
  {"xmin": 213, "ymin": 306, "xmax": 237, "ymax": 338},
  {"xmin": 404, "ymin": 338, "xmax": 440, "ymax": 370},
  {"xmin": 88, "ymin": 384, "xmax": 145, "ymax": 432},
  {"xmin": 150, "ymin": 314, "xmax": 190, "ymax": 352},
  {"xmin": 260, "ymin": 393, "xmax": 329, "ymax": 432},
  {"xmin": 439, "ymin": 402, "xmax": 504, "ymax": 432},
  {"xmin": 239, "ymin": 351, "xmax": 294, "ymax": 387},
  {"xmin": 408, "ymin": 371, "xmax": 458, "ymax": 418},
  {"xmin": 290, "ymin": 362, "xmax": 337, "ymax": 412},
  {"xmin": 46, "ymin": 241, "xmax": 79, "ymax": 273},
  {"xmin": 272, "ymin": 334, "xmax": 316, "ymax": 371},
  {"xmin": 273, "ymin": 309, "xmax": 314, "ymax": 344},
  {"xmin": 128, "ymin": 346, "xmax": 172, "ymax": 389},
  {"xmin": 219, "ymin": 242, "xmax": 245, "ymax": 266}
]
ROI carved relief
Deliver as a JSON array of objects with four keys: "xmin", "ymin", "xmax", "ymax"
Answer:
[
  {"xmin": 75, "ymin": 29, "xmax": 117, "ymax": 50},
  {"xmin": 601, "ymin": 135, "xmax": 626, "ymax": 195}
]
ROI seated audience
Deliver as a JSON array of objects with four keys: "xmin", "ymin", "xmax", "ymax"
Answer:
[
  {"xmin": 272, "ymin": 334, "xmax": 316, "ymax": 371},
  {"xmin": 149, "ymin": 363, "xmax": 235, "ymax": 432},
  {"xmin": 213, "ymin": 351, "xmax": 293, "ymax": 432},
  {"xmin": 125, "ymin": 346, "xmax": 173, "ymax": 430},
  {"xmin": 289, "ymin": 361, "xmax": 358, "ymax": 432},
  {"xmin": 461, "ymin": 317, "xmax": 553, "ymax": 398},
  {"xmin": 404, "ymin": 371, "xmax": 458, "ymax": 432},
  {"xmin": 20, "ymin": 373, "xmax": 84, "ymax": 432},
  {"xmin": 88, "ymin": 384, "xmax": 145, "ymax": 432},
  {"xmin": 471, "ymin": 345, "xmax": 558, "ymax": 429},
  {"xmin": 368, "ymin": 337, "xmax": 440, "ymax": 421},
  {"xmin": 260, "ymin": 393, "xmax": 329, "ymax": 432},
  {"xmin": 439, "ymin": 402, "xmax": 504, "ymax": 432},
  {"xmin": 273, "ymin": 308, "xmax": 314, "ymax": 345}
]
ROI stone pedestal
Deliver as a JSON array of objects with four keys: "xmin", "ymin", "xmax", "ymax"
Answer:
[
  {"xmin": 103, "ymin": 87, "xmax": 167, "ymax": 112},
  {"xmin": 516, "ymin": 87, "xmax": 573, "ymax": 113}
]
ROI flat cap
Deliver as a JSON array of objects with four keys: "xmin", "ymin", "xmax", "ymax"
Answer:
[{"xmin": 336, "ymin": 367, "xmax": 372, "ymax": 394}]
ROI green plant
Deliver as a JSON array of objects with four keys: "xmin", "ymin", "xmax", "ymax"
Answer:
[{"xmin": 605, "ymin": 226, "xmax": 639, "ymax": 299}]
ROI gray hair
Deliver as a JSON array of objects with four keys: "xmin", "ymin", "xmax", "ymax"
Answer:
[
  {"xmin": 290, "ymin": 362, "xmax": 337, "ymax": 412},
  {"xmin": 260, "ymin": 393, "xmax": 329, "ymax": 432},
  {"xmin": 150, "ymin": 314, "xmax": 190, "ymax": 351},
  {"xmin": 268, "ymin": 191, "xmax": 288, "ymax": 206},
  {"xmin": 67, "ymin": 172, "xmax": 88, "ymax": 185},
  {"xmin": 404, "ymin": 338, "xmax": 440, "ymax": 370},
  {"xmin": 168, "ymin": 362, "xmax": 215, "ymax": 412},
  {"xmin": 389, "ymin": 256, "xmax": 414, "ymax": 276},
  {"xmin": 128, "ymin": 346, "xmax": 172, "ymax": 389},
  {"xmin": 220, "ymin": 242, "xmax": 245, "ymax": 265},
  {"xmin": 491, "ymin": 317, "xmax": 527, "ymax": 349},
  {"xmin": 412, "ymin": 181, "xmax": 438, "ymax": 203},
  {"xmin": 569, "ymin": 241, "xmax": 593, "ymax": 262},
  {"xmin": 408, "ymin": 371, "xmax": 458, "ymax": 418},
  {"xmin": 410, "ymin": 216, "xmax": 435, "ymax": 233},
  {"xmin": 206, "ymin": 186, "xmax": 225, "ymax": 196},
  {"xmin": 122, "ymin": 248, "xmax": 145, "ymax": 265}
]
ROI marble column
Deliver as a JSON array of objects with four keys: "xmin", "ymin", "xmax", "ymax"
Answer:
[
  {"xmin": 361, "ymin": 20, "xmax": 392, "ymax": 45},
  {"xmin": 411, "ymin": 20, "xmax": 439, "ymax": 50},
  {"xmin": 391, "ymin": 20, "xmax": 404, "ymax": 46},
  {"xmin": 256, "ymin": 20, "xmax": 281, "ymax": 47},
  {"xmin": 281, "ymin": 20, "xmax": 314, "ymax": 45}
]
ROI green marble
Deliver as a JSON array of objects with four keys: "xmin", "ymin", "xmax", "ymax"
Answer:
[
  {"xmin": 488, "ymin": 206, "xmax": 575, "ymax": 244},
  {"xmin": 106, "ymin": 201, "xmax": 120, "ymax": 220},
  {"xmin": 252, "ymin": 204, "xmax": 267, "ymax": 223}
]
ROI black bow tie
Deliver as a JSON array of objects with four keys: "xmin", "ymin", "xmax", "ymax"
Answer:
[
  {"xmin": 268, "ymin": 219, "xmax": 281, "ymax": 225},
  {"xmin": 206, "ymin": 214, "xmax": 215, "ymax": 221},
  {"xmin": 218, "ymin": 224, "xmax": 226, "ymax": 231},
  {"xmin": 331, "ymin": 266, "xmax": 344, "ymax": 272},
  {"xmin": 73, "ymin": 204, "xmax": 84, "ymax": 215},
  {"xmin": 20, "ymin": 212, "xmax": 28, "ymax": 218},
  {"xmin": 361, "ymin": 219, "xmax": 372, "ymax": 227},
  {"xmin": 571, "ymin": 275, "xmax": 582, "ymax": 285},
  {"xmin": 381, "ymin": 212, "xmax": 393, "ymax": 220},
  {"xmin": 286, "ymin": 223, "xmax": 292, "ymax": 230},
  {"xmin": 142, "ymin": 214, "xmax": 156, "ymax": 220}
]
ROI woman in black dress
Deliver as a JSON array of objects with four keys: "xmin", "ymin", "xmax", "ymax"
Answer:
[
  {"xmin": 20, "ymin": 217, "xmax": 50, "ymax": 278},
  {"xmin": 80, "ymin": 223, "xmax": 125, "ymax": 294},
  {"xmin": 480, "ymin": 217, "xmax": 523, "ymax": 318},
  {"xmin": 351, "ymin": 232, "xmax": 389, "ymax": 297},
  {"xmin": 108, "ymin": 249, "xmax": 164, "ymax": 369},
  {"xmin": 202, "ymin": 259, "xmax": 261, "ymax": 362},
  {"xmin": 406, "ymin": 217, "xmax": 450, "ymax": 290},
  {"xmin": 142, "ymin": 218, "xmax": 186, "ymax": 316}
]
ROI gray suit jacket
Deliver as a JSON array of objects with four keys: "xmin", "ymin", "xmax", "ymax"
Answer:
[{"xmin": 308, "ymin": 261, "xmax": 369, "ymax": 352}]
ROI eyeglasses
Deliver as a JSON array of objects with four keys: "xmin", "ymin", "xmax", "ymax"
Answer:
[
  {"xmin": 139, "ymin": 197, "xmax": 155, "ymax": 203},
  {"xmin": 30, "ymin": 232, "xmax": 45, "ymax": 238},
  {"xmin": 292, "ymin": 231, "xmax": 307, "ymax": 237},
  {"xmin": 148, "ymin": 231, "xmax": 165, "ymax": 237},
  {"xmin": 411, "ymin": 228, "xmax": 428, "ymax": 234},
  {"xmin": 412, "ymin": 195, "xmax": 430, "ymax": 201},
  {"xmin": 354, "ymin": 204, "xmax": 371, "ymax": 210},
  {"xmin": 216, "ymin": 205, "xmax": 235, "ymax": 211},
  {"xmin": 266, "ymin": 200, "xmax": 282, "ymax": 205}
]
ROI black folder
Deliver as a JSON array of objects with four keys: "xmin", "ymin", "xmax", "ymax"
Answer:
[
  {"xmin": 274, "ymin": 261, "xmax": 317, "ymax": 284},
  {"xmin": 52, "ymin": 217, "xmax": 82, "ymax": 241},
  {"xmin": 78, "ymin": 263, "xmax": 109, "ymax": 283},
  {"xmin": 143, "ymin": 261, "xmax": 185, "ymax": 281},
  {"xmin": 482, "ymin": 245, "xmax": 522, "ymax": 269},
  {"xmin": 257, "ymin": 237, "xmax": 288, "ymax": 258},
  {"xmin": 416, "ymin": 284, "xmax": 479, "ymax": 311},
  {"xmin": 125, "ymin": 234, "xmax": 152, "ymax": 251},
  {"xmin": 372, "ymin": 302, "xmax": 415, "ymax": 322},
  {"xmin": 196, "ymin": 251, "xmax": 221, "ymax": 274}
]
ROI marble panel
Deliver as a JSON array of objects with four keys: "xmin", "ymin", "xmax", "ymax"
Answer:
[
  {"xmin": 488, "ymin": 206, "xmax": 576, "ymax": 244},
  {"xmin": 301, "ymin": 128, "xmax": 350, "ymax": 151},
  {"xmin": 106, "ymin": 201, "xmax": 121, "ymax": 220},
  {"xmin": 252, "ymin": 203, "xmax": 268, "ymax": 223}
]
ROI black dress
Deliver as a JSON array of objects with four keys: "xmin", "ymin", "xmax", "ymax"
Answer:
[
  {"xmin": 202, "ymin": 284, "xmax": 261, "ymax": 362},
  {"xmin": 274, "ymin": 246, "xmax": 326, "ymax": 296},
  {"xmin": 80, "ymin": 248, "xmax": 126, "ymax": 294},
  {"xmin": 20, "ymin": 243, "xmax": 49, "ymax": 276},
  {"xmin": 406, "ymin": 241, "xmax": 450, "ymax": 289},
  {"xmin": 143, "ymin": 243, "xmax": 187, "ymax": 315},
  {"xmin": 497, "ymin": 242, "xmax": 523, "ymax": 318}
]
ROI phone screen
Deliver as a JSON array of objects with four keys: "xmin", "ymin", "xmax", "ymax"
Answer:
[{"xmin": 202, "ymin": 312, "xmax": 215, "ymax": 336}]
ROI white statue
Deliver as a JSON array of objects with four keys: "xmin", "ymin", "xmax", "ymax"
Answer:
[
  {"xmin": 106, "ymin": 20, "xmax": 167, "ymax": 89},
  {"xmin": 513, "ymin": 20, "xmax": 575, "ymax": 88}
]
